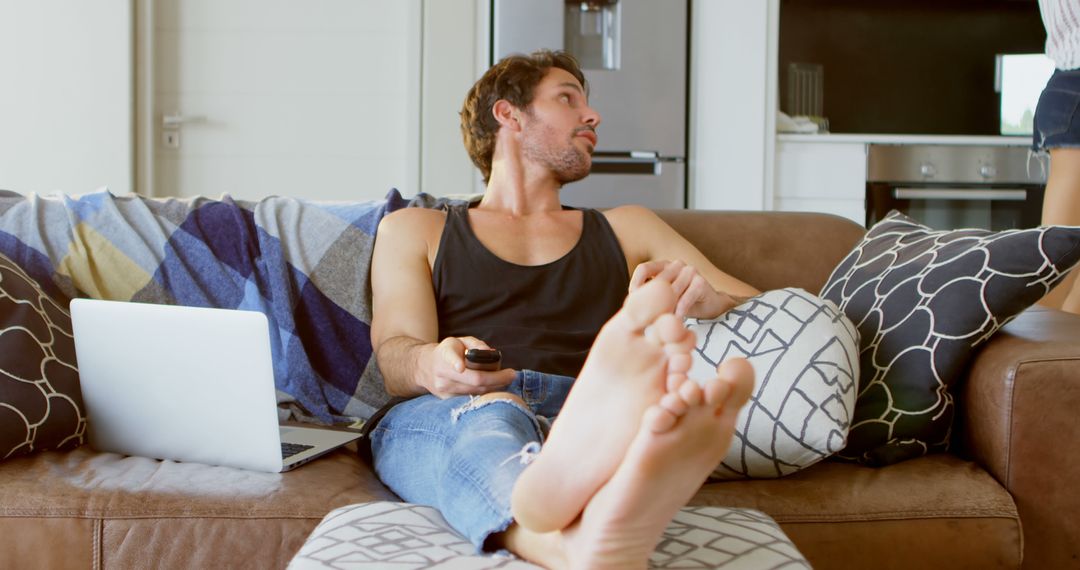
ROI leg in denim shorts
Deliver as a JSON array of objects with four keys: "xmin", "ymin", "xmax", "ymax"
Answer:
[
  {"xmin": 1033, "ymin": 69, "xmax": 1080, "ymax": 153},
  {"xmin": 1032, "ymin": 68, "xmax": 1080, "ymax": 315},
  {"xmin": 368, "ymin": 369, "xmax": 574, "ymax": 553}
]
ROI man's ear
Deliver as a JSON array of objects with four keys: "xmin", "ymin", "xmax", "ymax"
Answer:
[{"xmin": 492, "ymin": 99, "xmax": 522, "ymax": 131}]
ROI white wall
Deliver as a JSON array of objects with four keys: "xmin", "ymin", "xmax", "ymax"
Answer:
[
  {"xmin": 420, "ymin": 0, "xmax": 488, "ymax": 197},
  {"xmin": 688, "ymin": 0, "xmax": 777, "ymax": 211},
  {"xmin": 0, "ymin": 1, "xmax": 133, "ymax": 195}
]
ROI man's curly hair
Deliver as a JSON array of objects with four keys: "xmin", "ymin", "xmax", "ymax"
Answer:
[{"xmin": 460, "ymin": 50, "xmax": 587, "ymax": 184}]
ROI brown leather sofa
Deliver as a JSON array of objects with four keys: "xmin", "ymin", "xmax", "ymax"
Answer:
[{"xmin": 1, "ymin": 210, "xmax": 1077, "ymax": 569}]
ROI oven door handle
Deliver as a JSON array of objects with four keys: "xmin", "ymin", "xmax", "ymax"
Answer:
[{"xmin": 893, "ymin": 188, "xmax": 1029, "ymax": 201}]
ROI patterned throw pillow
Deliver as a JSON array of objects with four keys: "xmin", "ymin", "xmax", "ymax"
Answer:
[
  {"xmin": 687, "ymin": 288, "xmax": 859, "ymax": 479},
  {"xmin": 0, "ymin": 253, "xmax": 85, "ymax": 460},
  {"xmin": 821, "ymin": 211, "xmax": 1080, "ymax": 466},
  {"xmin": 289, "ymin": 502, "xmax": 810, "ymax": 569}
]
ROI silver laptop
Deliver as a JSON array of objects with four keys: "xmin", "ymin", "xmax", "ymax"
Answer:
[{"xmin": 70, "ymin": 299, "xmax": 361, "ymax": 473}]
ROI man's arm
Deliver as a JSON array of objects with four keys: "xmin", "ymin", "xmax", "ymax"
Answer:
[
  {"xmin": 605, "ymin": 205, "xmax": 761, "ymax": 319},
  {"xmin": 371, "ymin": 208, "xmax": 514, "ymax": 398}
]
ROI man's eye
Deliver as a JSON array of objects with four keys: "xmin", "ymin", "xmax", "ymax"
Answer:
[{"xmin": 559, "ymin": 94, "xmax": 571, "ymax": 103}]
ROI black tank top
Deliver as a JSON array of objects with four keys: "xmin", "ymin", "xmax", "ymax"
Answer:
[{"xmin": 432, "ymin": 204, "xmax": 630, "ymax": 377}]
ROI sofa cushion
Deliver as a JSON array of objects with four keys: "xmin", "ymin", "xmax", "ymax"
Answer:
[
  {"xmin": 0, "ymin": 444, "xmax": 1018, "ymax": 569},
  {"xmin": 687, "ymin": 288, "xmax": 858, "ymax": 479},
  {"xmin": 0, "ymin": 252, "xmax": 85, "ymax": 461},
  {"xmin": 289, "ymin": 502, "xmax": 810, "ymax": 569},
  {"xmin": 690, "ymin": 454, "xmax": 1022, "ymax": 569},
  {"xmin": 0, "ymin": 444, "xmax": 398, "ymax": 569},
  {"xmin": 821, "ymin": 211, "xmax": 1080, "ymax": 466}
]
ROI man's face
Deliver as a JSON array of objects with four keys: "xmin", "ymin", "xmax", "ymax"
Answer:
[{"xmin": 518, "ymin": 68, "xmax": 602, "ymax": 185}]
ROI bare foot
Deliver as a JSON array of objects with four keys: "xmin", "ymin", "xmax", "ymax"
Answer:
[
  {"xmin": 560, "ymin": 358, "xmax": 755, "ymax": 569},
  {"xmin": 511, "ymin": 278, "xmax": 695, "ymax": 533}
]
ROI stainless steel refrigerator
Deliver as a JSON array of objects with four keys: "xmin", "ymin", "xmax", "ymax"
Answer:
[{"xmin": 492, "ymin": 0, "xmax": 688, "ymax": 209}]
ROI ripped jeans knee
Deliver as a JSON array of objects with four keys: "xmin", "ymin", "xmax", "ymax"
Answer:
[
  {"xmin": 368, "ymin": 370, "xmax": 575, "ymax": 553},
  {"xmin": 449, "ymin": 393, "xmax": 545, "ymax": 469},
  {"xmin": 450, "ymin": 392, "xmax": 529, "ymax": 422}
]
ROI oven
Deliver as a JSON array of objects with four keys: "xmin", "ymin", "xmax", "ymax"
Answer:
[{"xmin": 865, "ymin": 144, "xmax": 1047, "ymax": 231}]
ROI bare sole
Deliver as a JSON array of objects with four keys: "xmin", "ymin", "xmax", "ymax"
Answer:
[{"xmin": 510, "ymin": 279, "xmax": 694, "ymax": 533}]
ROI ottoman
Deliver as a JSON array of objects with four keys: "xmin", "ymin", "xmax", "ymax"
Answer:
[{"xmin": 289, "ymin": 502, "xmax": 810, "ymax": 569}]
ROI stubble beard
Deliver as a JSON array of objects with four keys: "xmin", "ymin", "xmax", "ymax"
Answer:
[{"xmin": 521, "ymin": 121, "xmax": 592, "ymax": 186}]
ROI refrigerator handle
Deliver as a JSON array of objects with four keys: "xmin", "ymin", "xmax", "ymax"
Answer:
[
  {"xmin": 593, "ymin": 150, "xmax": 659, "ymax": 160},
  {"xmin": 590, "ymin": 151, "xmax": 670, "ymax": 175}
]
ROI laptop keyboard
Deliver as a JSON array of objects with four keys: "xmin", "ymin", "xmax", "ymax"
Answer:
[{"xmin": 281, "ymin": 442, "xmax": 316, "ymax": 459}]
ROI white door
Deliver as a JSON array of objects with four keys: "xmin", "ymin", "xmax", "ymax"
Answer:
[
  {"xmin": 139, "ymin": 0, "xmax": 421, "ymax": 202},
  {"xmin": 0, "ymin": 0, "xmax": 133, "ymax": 196}
]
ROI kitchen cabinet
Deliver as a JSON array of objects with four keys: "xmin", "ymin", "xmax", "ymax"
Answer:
[{"xmin": 773, "ymin": 138, "xmax": 866, "ymax": 225}]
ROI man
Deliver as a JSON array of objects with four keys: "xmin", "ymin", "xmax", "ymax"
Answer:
[{"xmin": 368, "ymin": 50, "xmax": 758, "ymax": 568}]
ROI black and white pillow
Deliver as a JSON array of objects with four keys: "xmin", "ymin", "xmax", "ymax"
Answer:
[
  {"xmin": 0, "ymin": 253, "xmax": 85, "ymax": 461},
  {"xmin": 821, "ymin": 211, "xmax": 1080, "ymax": 466},
  {"xmin": 687, "ymin": 288, "xmax": 859, "ymax": 479}
]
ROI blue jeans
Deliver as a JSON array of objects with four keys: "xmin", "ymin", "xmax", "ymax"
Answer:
[
  {"xmin": 368, "ymin": 370, "xmax": 575, "ymax": 552},
  {"xmin": 1034, "ymin": 68, "xmax": 1080, "ymax": 152}
]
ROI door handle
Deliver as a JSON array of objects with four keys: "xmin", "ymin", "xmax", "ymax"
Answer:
[{"xmin": 162, "ymin": 113, "xmax": 207, "ymax": 128}]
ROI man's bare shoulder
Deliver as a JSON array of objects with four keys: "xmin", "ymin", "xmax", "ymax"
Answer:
[
  {"xmin": 381, "ymin": 206, "xmax": 447, "ymax": 228},
  {"xmin": 378, "ymin": 207, "xmax": 446, "ymax": 240},
  {"xmin": 600, "ymin": 205, "xmax": 670, "ymax": 267},
  {"xmin": 602, "ymin": 204, "xmax": 665, "ymax": 234},
  {"xmin": 374, "ymin": 208, "xmax": 449, "ymax": 266}
]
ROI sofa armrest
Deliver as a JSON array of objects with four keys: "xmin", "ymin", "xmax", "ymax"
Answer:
[{"xmin": 959, "ymin": 306, "xmax": 1080, "ymax": 569}]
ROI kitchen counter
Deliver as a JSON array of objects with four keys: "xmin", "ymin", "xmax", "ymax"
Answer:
[{"xmin": 778, "ymin": 133, "xmax": 1033, "ymax": 147}]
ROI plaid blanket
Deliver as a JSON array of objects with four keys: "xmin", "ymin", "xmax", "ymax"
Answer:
[{"xmin": 0, "ymin": 188, "xmax": 456, "ymax": 425}]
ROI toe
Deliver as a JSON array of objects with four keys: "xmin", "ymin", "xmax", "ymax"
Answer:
[
  {"xmin": 678, "ymin": 380, "xmax": 703, "ymax": 407},
  {"xmin": 643, "ymin": 404, "xmax": 679, "ymax": 433},
  {"xmin": 654, "ymin": 314, "xmax": 692, "ymax": 345},
  {"xmin": 703, "ymin": 376, "xmax": 732, "ymax": 409},
  {"xmin": 666, "ymin": 353, "xmax": 692, "ymax": 374},
  {"xmin": 666, "ymin": 370, "xmax": 687, "ymax": 393},
  {"xmin": 717, "ymin": 357, "xmax": 756, "ymax": 408},
  {"xmin": 659, "ymin": 391, "xmax": 689, "ymax": 417},
  {"xmin": 615, "ymin": 279, "xmax": 677, "ymax": 334}
]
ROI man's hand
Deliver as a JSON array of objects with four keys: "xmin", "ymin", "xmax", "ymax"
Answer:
[
  {"xmin": 630, "ymin": 260, "xmax": 747, "ymax": 319},
  {"xmin": 421, "ymin": 336, "xmax": 516, "ymax": 399}
]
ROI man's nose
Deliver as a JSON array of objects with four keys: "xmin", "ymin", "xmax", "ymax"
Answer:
[{"xmin": 583, "ymin": 105, "xmax": 601, "ymax": 128}]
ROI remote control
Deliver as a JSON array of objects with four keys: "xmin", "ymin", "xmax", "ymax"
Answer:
[{"xmin": 465, "ymin": 348, "xmax": 501, "ymax": 371}]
